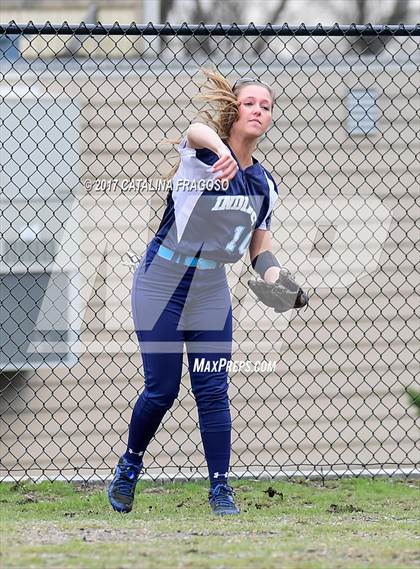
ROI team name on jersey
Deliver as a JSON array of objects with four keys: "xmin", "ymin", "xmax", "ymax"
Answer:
[{"xmin": 211, "ymin": 195, "xmax": 257, "ymax": 225}]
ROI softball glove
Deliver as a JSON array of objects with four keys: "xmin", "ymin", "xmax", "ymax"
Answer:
[{"xmin": 248, "ymin": 269, "xmax": 308, "ymax": 313}]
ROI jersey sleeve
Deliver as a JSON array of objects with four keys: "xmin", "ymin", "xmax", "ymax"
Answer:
[
  {"xmin": 170, "ymin": 136, "xmax": 220, "ymax": 242},
  {"xmin": 176, "ymin": 136, "xmax": 220, "ymax": 168},
  {"xmin": 177, "ymin": 136, "xmax": 219, "ymax": 168},
  {"xmin": 176, "ymin": 136, "xmax": 198, "ymax": 160},
  {"xmin": 173, "ymin": 137, "xmax": 218, "ymax": 188},
  {"xmin": 255, "ymin": 171, "xmax": 279, "ymax": 231}
]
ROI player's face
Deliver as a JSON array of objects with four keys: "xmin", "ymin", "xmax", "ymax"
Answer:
[{"xmin": 232, "ymin": 85, "xmax": 273, "ymax": 139}]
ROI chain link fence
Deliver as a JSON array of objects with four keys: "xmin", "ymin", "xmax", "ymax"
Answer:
[{"xmin": 0, "ymin": 23, "xmax": 419, "ymax": 482}]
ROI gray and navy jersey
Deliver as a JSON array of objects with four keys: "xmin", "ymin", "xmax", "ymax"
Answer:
[{"xmin": 153, "ymin": 137, "xmax": 279, "ymax": 264}]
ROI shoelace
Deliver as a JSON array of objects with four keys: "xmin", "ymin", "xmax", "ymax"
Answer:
[
  {"xmin": 114, "ymin": 464, "xmax": 139, "ymax": 497},
  {"xmin": 210, "ymin": 485, "xmax": 236, "ymax": 507}
]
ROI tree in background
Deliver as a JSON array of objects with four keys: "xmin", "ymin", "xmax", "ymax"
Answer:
[
  {"xmin": 160, "ymin": 0, "xmax": 176, "ymax": 22},
  {"xmin": 327, "ymin": 0, "xmax": 411, "ymax": 55},
  {"xmin": 173, "ymin": 0, "xmax": 289, "ymax": 56},
  {"xmin": 406, "ymin": 388, "xmax": 420, "ymax": 418}
]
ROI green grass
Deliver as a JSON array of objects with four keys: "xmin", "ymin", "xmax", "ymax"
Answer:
[{"xmin": 1, "ymin": 478, "xmax": 419, "ymax": 569}]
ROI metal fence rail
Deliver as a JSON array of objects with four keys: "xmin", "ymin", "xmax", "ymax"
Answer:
[{"xmin": 0, "ymin": 23, "xmax": 419, "ymax": 482}]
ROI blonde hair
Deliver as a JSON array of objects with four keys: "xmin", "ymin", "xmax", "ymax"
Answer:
[
  {"xmin": 193, "ymin": 68, "xmax": 240, "ymax": 141},
  {"xmin": 162, "ymin": 68, "xmax": 275, "ymax": 178}
]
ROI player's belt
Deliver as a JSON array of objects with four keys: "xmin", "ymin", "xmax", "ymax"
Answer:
[{"xmin": 156, "ymin": 245, "xmax": 223, "ymax": 270}]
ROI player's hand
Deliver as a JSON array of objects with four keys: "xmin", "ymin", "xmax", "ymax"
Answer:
[
  {"xmin": 211, "ymin": 147, "xmax": 239, "ymax": 186},
  {"xmin": 263, "ymin": 266, "xmax": 282, "ymax": 283}
]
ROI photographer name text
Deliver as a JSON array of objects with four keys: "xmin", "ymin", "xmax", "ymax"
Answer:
[{"xmin": 83, "ymin": 178, "xmax": 229, "ymax": 192}]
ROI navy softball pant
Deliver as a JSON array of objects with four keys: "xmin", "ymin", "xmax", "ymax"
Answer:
[{"xmin": 124, "ymin": 241, "xmax": 233, "ymax": 486}]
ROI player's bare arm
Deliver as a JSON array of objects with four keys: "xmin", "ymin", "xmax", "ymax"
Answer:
[
  {"xmin": 186, "ymin": 122, "xmax": 238, "ymax": 183},
  {"xmin": 249, "ymin": 228, "xmax": 281, "ymax": 284}
]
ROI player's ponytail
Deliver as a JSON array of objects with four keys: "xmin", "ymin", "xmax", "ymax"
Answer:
[
  {"xmin": 159, "ymin": 68, "xmax": 238, "ymax": 179},
  {"xmin": 160, "ymin": 69, "xmax": 275, "ymax": 179},
  {"xmin": 192, "ymin": 68, "xmax": 240, "ymax": 141}
]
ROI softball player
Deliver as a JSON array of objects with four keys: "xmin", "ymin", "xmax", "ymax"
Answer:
[{"xmin": 108, "ymin": 70, "xmax": 283, "ymax": 516}]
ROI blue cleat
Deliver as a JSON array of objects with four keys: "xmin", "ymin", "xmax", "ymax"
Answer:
[
  {"xmin": 208, "ymin": 483, "xmax": 240, "ymax": 516},
  {"xmin": 108, "ymin": 456, "xmax": 142, "ymax": 513}
]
